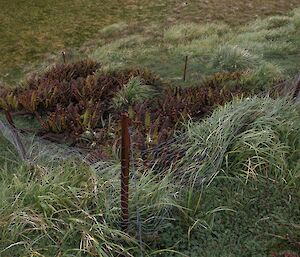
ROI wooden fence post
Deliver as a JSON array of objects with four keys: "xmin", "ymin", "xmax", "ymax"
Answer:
[{"xmin": 121, "ymin": 113, "xmax": 130, "ymax": 232}]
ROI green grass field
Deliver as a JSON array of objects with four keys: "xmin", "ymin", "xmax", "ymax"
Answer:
[
  {"xmin": 1, "ymin": 0, "xmax": 300, "ymax": 83},
  {"xmin": 85, "ymin": 9, "xmax": 300, "ymax": 90}
]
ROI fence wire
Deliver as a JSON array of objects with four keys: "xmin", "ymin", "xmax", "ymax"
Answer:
[
  {"xmin": 1, "ymin": 69, "xmax": 299, "ymax": 256},
  {"xmin": 129, "ymin": 127, "xmax": 143, "ymax": 257},
  {"xmin": 0, "ymin": 119, "xmax": 83, "ymax": 165}
]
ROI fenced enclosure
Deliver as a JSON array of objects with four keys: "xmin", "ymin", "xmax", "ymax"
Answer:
[
  {"xmin": 1, "ymin": 2, "xmax": 300, "ymax": 256},
  {"xmin": 1, "ymin": 90, "xmax": 300, "ymax": 256}
]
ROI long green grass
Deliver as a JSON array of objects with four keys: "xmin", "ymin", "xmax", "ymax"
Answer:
[
  {"xmin": 156, "ymin": 175, "xmax": 300, "ymax": 256},
  {"xmin": 151, "ymin": 96, "xmax": 300, "ymax": 256},
  {"xmin": 0, "ymin": 155, "xmax": 178, "ymax": 256},
  {"xmin": 177, "ymin": 97, "xmax": 300, "ymax": 185},
  {"xmin": 0, "ymin": 161, "xmax": 132, "ymax": 256},
  {"xmin": 1, "ymin": 96, "xmax": 299, "ymax": 256}
]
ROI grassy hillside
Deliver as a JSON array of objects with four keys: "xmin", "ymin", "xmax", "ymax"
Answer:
[
  {"xmin": 85, "ymin": 8, "xmax": 300, "ymax": 89},
  {"xmin": 1, "ymin": 0, "xmax": 300, "ymax": 83}
]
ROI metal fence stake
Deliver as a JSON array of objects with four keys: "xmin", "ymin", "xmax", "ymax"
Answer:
[
  {"xmin": 183, "ymin": 55, "xmax": 188, "ymax": 81},
  {"xmin": 121, "ymin": 113, "xmax": 130, "ymax": 232},
  {"xmin": 62, "ymin": 51, "xmax": 66, "ymax": 64}
]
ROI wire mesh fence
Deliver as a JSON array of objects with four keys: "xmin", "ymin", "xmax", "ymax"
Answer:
[
  {"xmin": 0, "ymin": 67, "xmax": 299, "ymax": 256},
  {"xmin": 0, "ymin": 113, "xmax": 181, "ymax": 256}
]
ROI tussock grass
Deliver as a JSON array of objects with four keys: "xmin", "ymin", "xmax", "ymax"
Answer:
[
  {"xmin": 0, "ymin": 158, "xmax": 178, "ymax": 256},
  {"xmin": 0, "ymin": 161, "xmax": 135, "ymax": 256},
  {"xmin": 240, "ymin": 62, "xmax": 285, "ymax": 91},
  {"xmin": 156, "ymin": 174, "xmax": 300, "ymax": 257},
  {"xmin": 172, "ymin": 35, "xmax": 220, "ymax": 57},
  {"xmin": 113, "ymin": 76, "xmax": 158, "ymax": 108},
  {"xmin": 0, "ymin": 127, "xmax": 179, "ymax": 256},
  {"xmin": 163, "ymin": 23, "xmax": 229, "ymax": 42},
  {"xmin": 209, "ymin": 45, "xmax": 261, "ymax": 72},
  {"xmin": 177, "ymin": 97, "xmax": 300, "ymax": 186},
  {"xmin": 242, "ymin": 16, "xmax": 293, "ymax": 32},
  {"xmin": 87, "ymin": 8, "xmax": 300, "ymax": 87},
  {"xmin": 99, "ymin": 22, "xmax": 129, "ymax": 37},
  {"xmin": 291, "ymin": 7, "xmax": 300, "ymax": 27},
  {"xmin": 128, "ymin": 169, "xmax": 176, "ymax": 235},
  {"xmin": 153, "ymin": 97, "xmax": 300, "ymax": 256},
  {"xmin": 3, "ymin": 0, "xmax": 300, "ymax": 84},
  {"xmin": 232, "ymin": 20, "xmax": 297, "ymax": 57},
  {"xmin": 89, "ymin": 35, "xmax": 148, "ymax": 70}
]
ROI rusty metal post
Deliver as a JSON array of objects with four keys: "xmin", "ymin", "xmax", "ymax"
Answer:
[
  {"xmin": 183, "ymin": 55, "xmax": 188, "ymax": 81},
  {"xmin": 121, "ymin": 113, "xmax": 130, "ymax": 232},
  {"xmin": 62, "ymin": 51, "xmax": 66, "ymax": 64}
]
